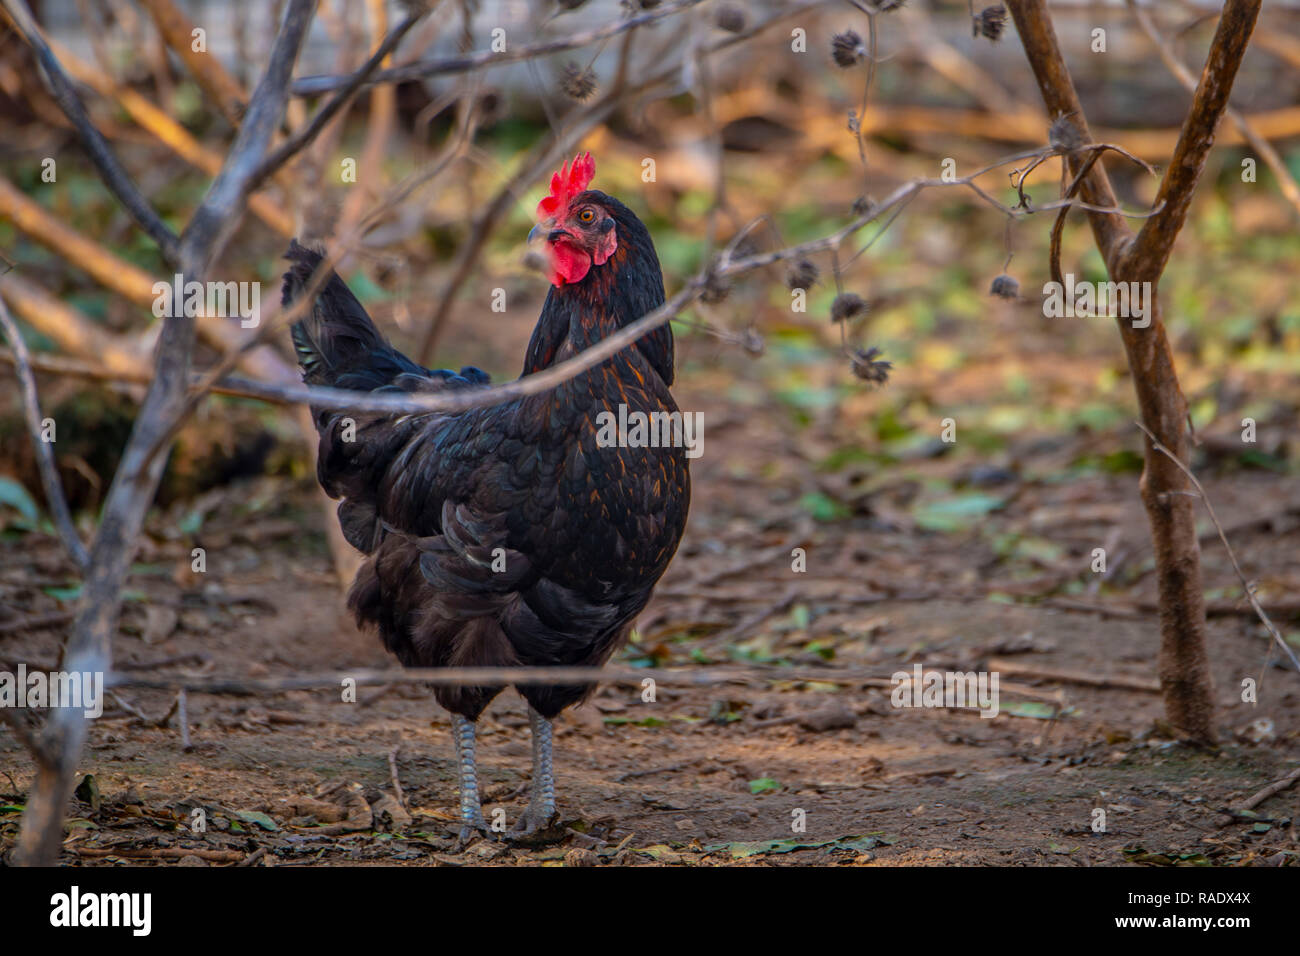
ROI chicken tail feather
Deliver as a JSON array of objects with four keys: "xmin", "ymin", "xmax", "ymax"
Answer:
[{"xmin": 283, "ymin": 239, "xmax": 422, "ymax": 390}]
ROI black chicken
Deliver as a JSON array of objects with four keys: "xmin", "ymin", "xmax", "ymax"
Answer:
[{"xmin": 284, "ymin": 154, "xmax": 690, "ymax": 840}]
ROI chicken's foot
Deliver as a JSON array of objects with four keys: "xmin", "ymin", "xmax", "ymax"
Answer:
[
  {"xmin": 510, "ymin": 706, "xmax": 559, "ymax": 838},
  {"xmin": 451, "ymin": 713, "xmax": 491, "ymax": 846}
]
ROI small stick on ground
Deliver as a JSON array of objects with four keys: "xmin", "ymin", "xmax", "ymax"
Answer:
[
  {"xmin": 73, "ymin": 845, "xmax": 245, "ymax": 863},
  {"xmin": 711, "ymin": 587, "xmax": 800, "ymax": 643},
  {"xmin": 177, "ymin": 688, "xmax": 192, "ymax": 751},
  {"xmin": 238, "ymin": 846, "xmax": 269, "ymax": 867},
  {"xmin": 149, "ymin": 693, "xmax": 181, "ymax": 729},
  {"xmin": 105, "ymin": 691, "xmax": 150, "ymax": 721},
  {"xmin": 388, "ymin": 746, "xmax": 406, "ymax": 810},
  {"xmin": 0, "ymin": 611, "xmax": 75, "ymax": 636},
  {"xmin": 117, "ymin": 652, "xmax": 210, "ymax": 672},
  {"xmin": 987, "ymin": 657, "xmax": 1162, "ymax": 693},
  {"xmin": 615, "ymin": 760, "xmax": 699, "ymax": 782},
  {"xmin": 1237, "ymin": 766, "xmax": 1300, "ymax": 813}
]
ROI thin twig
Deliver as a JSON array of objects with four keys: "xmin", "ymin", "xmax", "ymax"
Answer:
[
  {"xmin": 985, "ymin": 657, "xmax": 1161, "ymax": 693},
  {"xmin": 1, "ymin": 0, "xmax": 181, "ymax": 260},
  {"xmin": 73, "ymin": 845, "xmax": 246, "ymax": 863},
  {"xmin": 0, "ymin": 294, "xmax": 89, "ymax": 570},
  {"xmin": 1237, "ymin": 766, "xmax": 1300, "ymax": 813},
  {"xmin": 137, "ymin": 0, "xmax": 248, "ymax": 125},
  {"xmin": 0, "ymin": 348, "xmax": 299, "ymax": 405},
  {"xmin": 1129, "ymin": 0, "xmax": 1300, "ymax": 218},
  {"xmin": 38, "ymin": 35, "xmax": 294, "ymax": 237},
  {"xmin": 177, "ymin": 687, "xmax": 191, "ymax": 751},
  {"xmin": 167, "ymin": 164, "xmax": 1161, "ymax": 422},
  {"xmin": 290, "ymin": 0, "xmax": 708, "ymax": 95},
  {"xmin": 101, "ymin": 660, "xmax": 1157, "ymax": 695},
  {"xmin": 239, "ymin": 847, "xmax": 269, "ymax": 867},
  {"xmin": 251, "ymin": 6, "xmax": 434, "ymax": 188},
  {"xmin": 0, "ymin": 611, "xmax": 75, "ymax": 635},
  {"xmin": 1135, "ymin": 421, "xmax": 1300, "ymax": 675},
  {"xmin": 1048, "ymin": 148, "xmax": 1102, "ymax": 287},
  {"xmin": 1125, "ymin": 0, "xmax": 1264, "ymax": 280},
  {"xmin": 12, "ymin": 0, "xmax": 317, "ymax": 868},
  {"xmin": 388, "ymin": 746, "xmax": 406, "ymax": 810}
]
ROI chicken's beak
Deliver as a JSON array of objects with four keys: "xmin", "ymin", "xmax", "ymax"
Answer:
[
  {"xmin": 529, "ymin": 219, "xmax": 573, "ymax": 246},
  {"xmin": 524, "ymin": 221, "xmax": 552, "ymax": 275}
]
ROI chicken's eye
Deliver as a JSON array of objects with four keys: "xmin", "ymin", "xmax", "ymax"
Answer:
[{"xmin": 578, "ymin": 208, "xmax": 595, "ymax": 223}]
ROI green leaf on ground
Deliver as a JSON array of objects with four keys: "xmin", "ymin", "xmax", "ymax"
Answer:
[
  {"xmin": 235, "ymin": 810, "xmax": 279, "ymax": 832},
  {"xmin": 602, "ymin": 716, "xmax": 666, "ymax": 728},
  {"xmin": 0, "ymin": 477, "xmax": 39, "ymax": 522},
  {"xmin": 42, "ymin": 584, "xmax": 83, "ymax": 603},
  {"xmin": 912, "ymin": 492, "xmax": 1005, "ymax": 532},
  {"xmin": 1000, "ymin": 701, "xmax": 1071, "ymax": 720},
  {"xmin": 798, "ymin": 491, "xmax": 851, "ymax": 522}
]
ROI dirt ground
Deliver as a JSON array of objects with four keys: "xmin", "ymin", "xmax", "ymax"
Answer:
[
  {"xmin": 4, "ymin": 0, "xmax": 1300, "ymax": 870},
  {"xmin": 3, "ymin": 390, "xmax": 1298, "ymax": 867},
  {"xmin": 2, "ymin": 283, "xmax": 1299, "ymax": 867}
]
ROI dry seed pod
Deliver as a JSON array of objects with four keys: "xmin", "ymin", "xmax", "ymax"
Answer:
[
  {"xmin": 832, "ymin": 30, "xmax": 866, "ymax": 68},
  {"xmin": 831, "ymin": 292, "xmax": 870, "ymax": 323}
]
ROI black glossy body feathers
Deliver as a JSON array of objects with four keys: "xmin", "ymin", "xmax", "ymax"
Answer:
[{"xmin": 284, "ymin": 193, "xmax": 689, "ymax": 720}]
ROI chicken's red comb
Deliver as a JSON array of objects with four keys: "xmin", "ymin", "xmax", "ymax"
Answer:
[{"xmin": 536, "ymin": 152, "xmax": 595, "ymax": 220}]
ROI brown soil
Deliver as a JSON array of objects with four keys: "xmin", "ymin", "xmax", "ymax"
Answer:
[
  {"xmin": 3, "ymin": 472, "xmax": 1298, "ymax": 866},
  {"xmin": 1, "ymin": 309, "xmax": 1298, "ymax": 868}
]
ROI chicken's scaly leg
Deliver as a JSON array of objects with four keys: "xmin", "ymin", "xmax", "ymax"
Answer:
[
  {"xmin": 510, "ymin": 706, "xmax": 558, "ymax": 837},
  {"xmin": 451, "ymin": 713, "xmax": 489, "ymax": 843}
]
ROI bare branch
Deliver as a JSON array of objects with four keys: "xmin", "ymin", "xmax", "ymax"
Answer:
[
  {"xmin": 137, "ymin": 0, "xmax": 248, "ymax": 125},
  {"xmin": 140, "ymin": 110, "xmax": 482, "ymax": 466},
  {"xmin": 1129, "ymin": 0, "xmax": 1299, "ymax": 219},
  {"xmin": 251, "ymin": 4, "xmax": 434, "ymax": 188},
  {"xmin": 0, "ymin": 347, "xmax": 300, "ymax": 405},
  {"xmin": 290, "ymin": 0, "xmax": 707, "ymax": 96},
  {"xmin": 1, "ymin": 0, "xmax": 181, "ymax": 261},
  {"xmin": 0, "ymin": 296, "xmax": 89, "ymax": 570},
  {"xmin": 1134, "ymin": 421, "xmax": 1300, "ymax": 676},
  {"xmin": 178, "ymin": 0, "xmax": 318, "ymax": 274},
  {"xmin": 184, "ymin": 164, "xmax": 1156, "ymax": 422},
  {"xmin": 12, "ymin": 0, "xmax": 318, "ymax": 868},
  {"xmin": 333, "ymin": 0, "xmax": 399, "ymax": 256},
  {"xmin": 1126, "ymin": 0, "xmax": 1263, "ymax": 281},
  {"xmin": 0, "ymin": 272, "xmax": 148, "ymax": 376},
  {"xmin": 103, "ymin": 664, "xmax": 1060, "ymax": 699},
  {"xmin": 1005, "ymin": 0, "xmax": 1133, "ymax": 271},
  {"xmin": 1005, "ymin": 0, "xmax": 1242, "ymax": 745},
  {"xmin": 0, "ymin": 173, "xmax": 159, "ymax": 305},
  {"xmin": 13, "ymin": 142, "xmax": 1159, "ymax": 433},
  {"xmin": 45, "ymin": 35, "xmax": 295, "ymax": 237}
]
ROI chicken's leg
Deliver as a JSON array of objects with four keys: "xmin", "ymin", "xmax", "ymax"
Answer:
[
  {"xmin": 510, "ymin": 706, "xmax": 558, "ymax": 837},
  {"xmin": 451, "ymin": 713, "xmax": 489, "ymax": 844}
]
